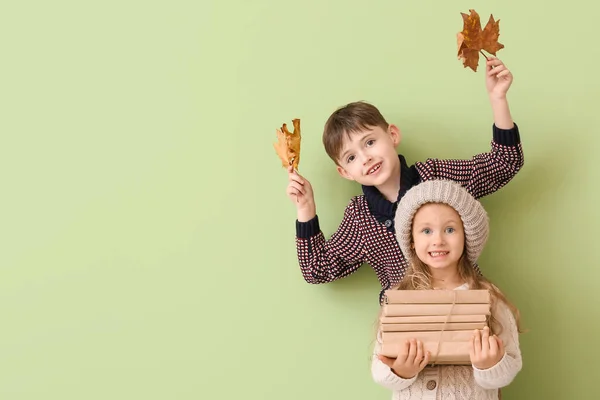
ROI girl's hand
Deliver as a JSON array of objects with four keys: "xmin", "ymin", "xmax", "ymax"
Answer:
[
  {"xmin": 470, "ymin": 326, "xmax": 505, "ymax": 369},
  {"xmin": 378, "ymin": 339, "xmax": 430, "ymax": 379}
]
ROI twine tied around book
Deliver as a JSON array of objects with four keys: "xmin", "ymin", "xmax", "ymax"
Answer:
[{"xmin": 430, "ymin": 290, "xmax": 457, "ymax": 367}]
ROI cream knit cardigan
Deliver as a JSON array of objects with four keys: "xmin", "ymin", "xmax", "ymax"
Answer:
[{"xmin": 371, "ymin": 285, "xmax": 522, "ymax": 400}]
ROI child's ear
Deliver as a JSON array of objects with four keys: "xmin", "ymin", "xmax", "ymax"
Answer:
[
  {"xmin": 388, "ymin": 124, "xmax": 402, "ymax": 146},
  {"xmin": 336, "ymin": 165, "xmax": 354, "ymax": 181}
]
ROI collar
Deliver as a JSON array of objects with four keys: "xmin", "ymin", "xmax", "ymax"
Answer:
[
  {"xmin": 362, "ymin": 154, "xmax": 419, "ymax": 223},
  {"xmin": 454, "ymin": 283, "xmax": 469, "ymax": 290}
]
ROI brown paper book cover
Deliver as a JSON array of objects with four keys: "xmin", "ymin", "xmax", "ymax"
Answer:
[
  {"xmin": 382, "ymin": 303, "xmax": 491, "ymax": 317},
  {"xmin": 381, "ymin": 330, "xmax": 474, "ymax": 343},
  {"xmin": 383, "ymin": 289, "xmax": 490, "ymax": 304},
  {"xmin": 380, "ymin": 321, "xmax": 486, "ymax": 332},
  {"xmin": 379, "ymin": 314, "xmax": 487, "ymax": 324},
  {"xmin": 380, "ymin": 341, "xmax": 472, "ymax": 364}
]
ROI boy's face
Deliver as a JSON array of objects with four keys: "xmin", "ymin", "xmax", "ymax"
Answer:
[{"xmin": 335, "ymin": 124, "xmax": 401, "ymax": 187}]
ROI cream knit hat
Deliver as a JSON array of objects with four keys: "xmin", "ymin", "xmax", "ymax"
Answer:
[{"xmin": 394, "ymin": 180, "xmax": 489, "ymax": 266}]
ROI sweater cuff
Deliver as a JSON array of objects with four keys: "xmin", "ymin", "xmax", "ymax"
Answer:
[
  {"xmin": 472, "ymin": 352, "xmax": 514, "ymax": 388},
  {"xmin": 296, "ymin": 215, "xmax": 321, "ymax": 239},
  {"xmin": 372, "ymin": 359, "xmax": 418, "ymax": 390},
  {"xmin": 493, "ymin": 123, "xmax": 520, "ymax": 146}
]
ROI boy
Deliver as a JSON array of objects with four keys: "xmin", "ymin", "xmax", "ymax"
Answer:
[{"xmin": 286, "ymin": 57, "xmax": 523, "ymax": 303}]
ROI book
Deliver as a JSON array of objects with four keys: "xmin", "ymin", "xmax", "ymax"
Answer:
[
  {"xmin": 377, "ymin": 289, "xmax": 492, "ymax": 365},
  {"xmin": 380, "ymin": 341, "xmax": 473, "ymax": 364},
  {"xmin": 383, "ymin": 289, "xmax": 490, "ymax": 304},
  {"xmin": 380, "ymin": 321, "xmax": 486, "ymax": 332},
  {"xmin": 382, "ymin": 303, "xmax": 491, "ymax": 317},
  {"xmin": 380, "ymin": 314, "xmax": 487, "ymax": 324}
]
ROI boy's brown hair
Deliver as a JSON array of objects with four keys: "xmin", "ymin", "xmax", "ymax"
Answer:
[{"xmin": 322, "ymin": 101, "xmax": 389, "ymax": 163}]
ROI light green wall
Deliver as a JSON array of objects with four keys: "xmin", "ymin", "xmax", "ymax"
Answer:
[{"xmin": 1, "ymin": 1, "xmax": 598, "ymax": 399}]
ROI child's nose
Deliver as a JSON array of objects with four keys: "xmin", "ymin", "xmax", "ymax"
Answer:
[{"xmin": 432, "ymin": 233, "xmax": 445, "ymax": 245}]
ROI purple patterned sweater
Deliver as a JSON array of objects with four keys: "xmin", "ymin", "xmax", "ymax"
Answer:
[{"xmin": 295, "ymin": 124, "xmax": 524, "ymax": 303}]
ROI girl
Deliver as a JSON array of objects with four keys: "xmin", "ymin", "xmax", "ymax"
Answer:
[{"xmin": 371, "ymin": 179, "xmax": 522, "ymax": 400}]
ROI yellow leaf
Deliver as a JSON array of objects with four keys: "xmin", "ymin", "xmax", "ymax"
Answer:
[{"xmin": 273, "ymin": 119, "xmax": 301, "ymax": 169}]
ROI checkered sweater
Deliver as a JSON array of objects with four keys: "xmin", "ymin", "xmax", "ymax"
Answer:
[{"xmin": 295, "ymin": 124, "xmax": 524, "ymax": 302}]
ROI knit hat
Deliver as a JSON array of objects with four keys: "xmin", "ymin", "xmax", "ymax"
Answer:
[{"xmin": 394, "ymin": 180, "xmax": 489, "ymax": 266}]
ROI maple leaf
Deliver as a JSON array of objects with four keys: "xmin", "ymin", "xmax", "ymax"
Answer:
[
  {"xmin": 456, "ymin": 9, "xmax": 505, "ymax": 72},
  {"xmin": 457, "ymin": 33, "xmax": 480, "ymax": 73},
  {"xmin": 273, "ymin": 118, "xmax": 301, "ymax": 169}
]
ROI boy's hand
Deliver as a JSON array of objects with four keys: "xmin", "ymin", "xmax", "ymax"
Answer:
[
  {"xmin": 286, "ymin": 166, "xmax": 316, "ymax": 222},
  {"xmin": 378, "ymin": 339, "xmax": 430, "ymax": 379},
  {"xmin": 485, "ymin": 57, "xmax": 513, "ymax": 99},
  {"xmin": 470, "ymin": 326, "xmax": 505, "ymax": 370}
]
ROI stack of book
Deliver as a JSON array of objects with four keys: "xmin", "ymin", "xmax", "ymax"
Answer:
[{"xmin": 378, "ymin": 290, "xmax": 491, "ymax": 365}]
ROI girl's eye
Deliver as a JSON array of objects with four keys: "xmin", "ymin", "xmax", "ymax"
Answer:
[
  {"xmin": 445, "ymin": 227, "xmax": 455, "ymax": 234},
  {"xmin": 422, "ymin": 228, "xmax": 432, "ymax": 234},
  {"xmin": 366, "ymin": 139, "xmax": 375, "ymax": 146},
  {"xmin": 346, "ymin": 155, "xmax": 355, "ymax": 163}
]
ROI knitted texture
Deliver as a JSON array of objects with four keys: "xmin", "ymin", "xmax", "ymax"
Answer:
[{"xmin": 394, "ymin": 180, "xmax": 489, "ymax": 266}]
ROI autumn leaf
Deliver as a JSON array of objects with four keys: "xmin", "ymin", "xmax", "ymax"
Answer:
[
  {"xmin": 481, "ymin": 17, "xmax": 504, "ymax": 55},
  {"xmin": 273, "ymin": 118, "xmax": 301, "ymax": 169},
  {"xmin": 457, "ymin": 9, "xmax": 504, "ymax": 72},
  {"xmin": 457, "ymin": 33, "xmax": 480, "ymax": 73}
]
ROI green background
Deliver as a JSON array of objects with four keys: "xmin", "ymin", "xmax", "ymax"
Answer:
[{"xmin": 1, "ymin": 0, "xmax": 598, "ymax": 399}]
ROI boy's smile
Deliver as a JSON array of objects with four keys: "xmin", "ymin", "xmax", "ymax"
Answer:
[{"xmin": 366, "ymin": 162, "xmax": 382, "ymax": 175}]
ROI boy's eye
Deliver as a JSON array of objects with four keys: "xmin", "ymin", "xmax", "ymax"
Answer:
[
  {"xmin": 346, "ymin": 155, "xmax": 355, "ymax": 163},
  {"xmin": 366, "ymin": 139, "xmax": 375, "ymax": 146},
  {"xmin": 422, "ymin": 228, "xmax": 432, "ymax": 234},
  {"xmin": 445, "ymin": 227, "xmax": 455, "ymax": 234}
]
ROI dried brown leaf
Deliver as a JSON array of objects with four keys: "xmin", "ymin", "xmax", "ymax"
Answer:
[
  {"xmin": 456, "ymin": 9, "xmax": 504, "ymax": 72},
  {"xmin": 273, "ymin": 119, "xmax": 301, "ymax": 169}
]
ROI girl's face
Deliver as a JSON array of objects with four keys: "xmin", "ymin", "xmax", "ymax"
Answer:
[{"xmin": 411, "ymin": 203, "xmax": 465, "ymax": 273}]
